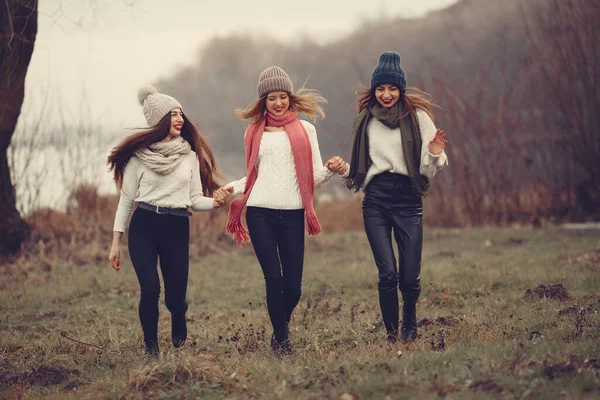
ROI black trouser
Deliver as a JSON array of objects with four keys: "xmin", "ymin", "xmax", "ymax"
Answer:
[
  {"xmin": 362, "ymin": 172, "xmax": 423, "ymax": 335},
  {"xmin": 128, "ymin": 208, "xmax": 190, "ymax": 349},
  {"xmin": 246, "ymin": 206, "xmax": 305, "ymax": 342}
]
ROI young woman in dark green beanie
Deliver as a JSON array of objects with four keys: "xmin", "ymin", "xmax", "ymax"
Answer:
[{"xmin": 343, "ymin": 51, "xmax": 448, "ymax": 343}]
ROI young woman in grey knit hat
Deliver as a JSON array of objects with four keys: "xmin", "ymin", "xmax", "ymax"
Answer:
[
  {"xmin": 343, "ymin": 51, "xmax": 449, "ymax": 343},
  {"xmin": 220, "ymin": 66, "xmax": 347, "ymax": 356},
  {"xmin": 107, "ymin": 86, "xmax": 231, "ymax": 356}
]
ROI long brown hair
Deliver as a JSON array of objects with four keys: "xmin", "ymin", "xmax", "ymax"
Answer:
[
  {"xmin": 235, "ymin": 88, "xmax": 326, "ymax": 127},
  {"xmin": 356, "ymin": 85, "xmax": 439, "ymax": 121},
  {"xmin": 107, "ymin": 112, "xmax": 223, "ymax": 195}
]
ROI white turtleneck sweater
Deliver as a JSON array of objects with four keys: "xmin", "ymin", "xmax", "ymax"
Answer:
[
  {"xmin": 113, "ymin": 151, "xmax": 215, "ymax": 233},
  {"xmin": 227, "ymin": 120, "xmax": 334, "ymax": 209},
  {"xmin": 361, "ymin": 109, "xmax": 448, "ymax": 189}
]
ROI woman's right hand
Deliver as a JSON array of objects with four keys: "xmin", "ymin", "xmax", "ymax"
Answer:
[
  {"xmin": 326, "ymin": 156, "xmax": 348, "ymax": 175},
  {"xmin": 109, "ymin": 243, "xmax": 121, "ymax": 271}
]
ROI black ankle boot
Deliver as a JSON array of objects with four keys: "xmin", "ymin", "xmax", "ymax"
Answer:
[
  {"xmin": 387, "ymin": 330, "xmax": 400, "ymax": 344},
  {"xmin": 172, "ymin": 314, "xmax": 187, "ymax": 348},
  {"xmin": 144, "ymin": 339, "xmax": 159, "ymax": 357},
  {"xmin": 271, "ymin": 334, "xmax": 292, "ymax": 356},
  {"xmin": 401, "ymin": 303, "xmax": 417, "ymax": 342}
]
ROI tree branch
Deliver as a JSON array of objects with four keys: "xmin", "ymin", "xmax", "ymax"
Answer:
[{"xmin": 5, "ymin": 0, "xmax": 15, "ymax": 49}]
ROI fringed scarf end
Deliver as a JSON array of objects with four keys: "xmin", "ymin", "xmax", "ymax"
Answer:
[
  {"xmin": 226, "ymin": 201, "xmax": 250, "ymax": 247},
  {"xmin": 342, "ymin": 173, "xmax": 365, "ymax": 193},
  {"xmin": 410, "ymin": 177, "xmax": 430, "ymax": 198},
  {"xmin": 225, "ymin": 219, "xmax": 250, "ymax": 247},
  {"xmin": 306, "ymin": 210, "xmax": 322, "ymax": 236}
]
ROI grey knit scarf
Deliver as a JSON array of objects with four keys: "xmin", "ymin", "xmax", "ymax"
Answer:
[{"xmin": 135, "ymin": 137, "xmax": 191, "ymax": 175}]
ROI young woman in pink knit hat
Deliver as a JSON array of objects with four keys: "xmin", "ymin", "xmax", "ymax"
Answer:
[{"xmin": 219, "ymin": 66, "xmax": 347, "ymax": 356}]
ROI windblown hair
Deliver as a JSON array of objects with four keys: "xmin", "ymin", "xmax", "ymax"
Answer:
[
  {"xmin": 356, "ymin": 85, "xmax": 439, "ymax": 121},
  {"xmin": 235, "ymin": 88, "xmax": 327, "ymax": 126},
  {"xmin": 107, "ymin": 113, "xmax": 223, "ymax": 195}
]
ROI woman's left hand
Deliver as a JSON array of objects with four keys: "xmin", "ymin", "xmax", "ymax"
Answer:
[
  {"xmin": 213, "ymin": 186, "xmax": 233, "ymax": 208},
  {"xmin": 326, "ymin": 156, "xmax": 348, "ymax": 175},
  {"xmin": 428, "ymin": 129, "xmax": 448, "ymax": 155}
]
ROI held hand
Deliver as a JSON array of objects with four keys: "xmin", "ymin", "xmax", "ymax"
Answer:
[
  {"xmin": 428, "ymin": 129, "xmax": 448, "ymax": 156},
  {"xmin": 108, "ymin": 244, "xmax": 121, "ymax": 271},
  {"xmin": 213, "ymin": 186, "xmax": 234, "ymax": 208},
  {"xmin": 326, "ymin": 156, "xmax": 348, "ymax": 175}
]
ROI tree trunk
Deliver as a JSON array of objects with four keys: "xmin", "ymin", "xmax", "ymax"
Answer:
[{"xmin": 0, "ymin": 1, "xmax": 38, "ymax": 258}]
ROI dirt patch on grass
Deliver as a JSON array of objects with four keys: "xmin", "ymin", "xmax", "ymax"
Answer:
[
  {"xmin": 217, "ymin": 322, "xmax": 267, "ymax": 354},
  {"xmin": 543, "ymin": 361, "xmax": 576, "ymax": 379},
  {"xmin": 558, "ymin": 305, "xmax": 592, "ymax": 316},
  {"xmin": 0, "ymin": 365, "xmax": 80, "ymax": 388},
  {"xmin": 542, "ymin": 356, "xmax": 600, "ymax": 380},
  {"xmin": 524, "ymin": 283, "xmax": 569, "ymax": 301},
  {"xmin": 469, "ymin": 378, "xmax": 504, "ymax": 393},
  {"xmin": 36, "ymin": 310, "xmax": 68, "ymax": 320},
  {"xmin": 418, "ymin": 315, "xmax": 461, "ymax": 327},
  {"xmin": 430, "ymin": 328, "xmax": 446, "ymax": 351},
  {"xmin": 504, "ymin": 237, "xmax": 527, "ymax": 246}
]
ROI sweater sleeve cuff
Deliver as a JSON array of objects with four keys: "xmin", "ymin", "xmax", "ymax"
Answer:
[
  {"xmin": 191, "ymin": 196, "xmax": 215, "ymax": 211},
  {"xmin": 226, "ymin": 177, "xmax": 247, "ymax": 196},
  {"xmin": 341, "ymin": 162, "xmax": 350, "ymax": 178},
  {"xmin": 314, "ymin": 165, "xmax": 334, "ymax": 188},
  {"xmin": 429, "ymin": 151, "xmax": 448, "ymax": 165}
]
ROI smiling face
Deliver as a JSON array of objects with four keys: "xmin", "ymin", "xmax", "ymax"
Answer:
[
  {"xmin": 375, "ymin": 84, "xmax": 400, "ymax": 108},
  {"xmin": 167, "ymin": 108, "xmax": 184, "ymax": 140},
  {"xmin": 265, "ymin": 91, "xmax": 290, "ymax": 116}
]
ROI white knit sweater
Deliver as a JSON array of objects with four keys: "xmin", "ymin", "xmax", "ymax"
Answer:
[
  {"xmin": 227, "ymin": 120, "xmax": 334, "ymax": 209},
  {"xmin": 113, "ymin": 151, "xmax": 214, "ymax": 232},
  {"xmin": 362, "ymin": 109, "xmax": 448, "ymax": 189}
]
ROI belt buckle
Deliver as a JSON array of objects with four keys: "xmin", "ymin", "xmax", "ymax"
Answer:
[{"xmin": 155, "ymin": 205, "xmax": 162, "ymax": 215}]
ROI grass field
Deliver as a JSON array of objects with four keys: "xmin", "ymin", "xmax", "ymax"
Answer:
[{"xmin": 0, "ymin": 226, "xmax": 599, "ymax": 399}]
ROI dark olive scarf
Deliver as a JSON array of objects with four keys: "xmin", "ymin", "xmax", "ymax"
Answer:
[{"xmin": 343, "ymin": 102, "xmax": 430, "ymax": 196}]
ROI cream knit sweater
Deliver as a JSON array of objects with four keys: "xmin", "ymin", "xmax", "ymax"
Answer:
[
  {"xmin": 361, "ymin": 109, "xmax": 448, "ymax": 189},
  {"xmin": 113, "ymin": 151, "xmax": 214, "ymax": 232},
  {"xmin": 227, "ymin": 120, "xmax": 334, "ymax": 209}
]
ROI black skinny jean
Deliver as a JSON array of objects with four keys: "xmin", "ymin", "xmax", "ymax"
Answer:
[
  {"xmin": 128, "ymin": 208, "xmax": 190, "ymax": 349},
  {"xmin": 362, "ymin": 172, "xmax": 423, "ymax": 335},
  {"xmin": 246, "ymin": 206, "xmax": 305, "ymax": 342}
]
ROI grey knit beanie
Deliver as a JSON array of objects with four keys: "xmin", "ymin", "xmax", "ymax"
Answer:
[
  {"xmin": 370, "ymin": 51, "xmax": 407, "ymax": 90},
  {"xmin": 137, "ymin": 85, "xmax": 183, "ymax": 127},
  {"xmin": 257, "ymin": 66, "xmax": 294, "ymax": 98}
]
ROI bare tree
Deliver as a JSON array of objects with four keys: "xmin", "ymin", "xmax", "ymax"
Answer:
[
  {"xmin": 7, "ymin": 85, "xmax": 52, "ymax": 214},
  {"xmin": 0, "ymin": 0, "xmax": 38, "ymax": 258},
  {"xmin": 523, "ymin": 0, "xmax": 600, "ymax": 218}
]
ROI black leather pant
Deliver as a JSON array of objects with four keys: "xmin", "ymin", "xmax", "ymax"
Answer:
[{"xmin": 362, "ymin": 172, "xmax": 423, "ymax": 335}]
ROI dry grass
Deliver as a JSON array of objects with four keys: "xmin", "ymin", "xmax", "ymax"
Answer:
[{"xmin": 0, "ymin": 225, "xmax": 599, "ymax": 399}]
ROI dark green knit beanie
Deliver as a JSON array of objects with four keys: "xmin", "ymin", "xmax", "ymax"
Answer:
[{"xmin": 370, "ymin": 51, "xmax": 406, "ymax": 90}]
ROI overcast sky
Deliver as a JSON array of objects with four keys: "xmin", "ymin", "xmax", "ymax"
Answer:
[{"xmin": 24, "ymin": 0, "xmax": 457, "ymax": 129}]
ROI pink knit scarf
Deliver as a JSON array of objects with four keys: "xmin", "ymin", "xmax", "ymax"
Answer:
[{"xmin": 226, "ymin": 110, "xmax": 322, "ymax": 246}]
